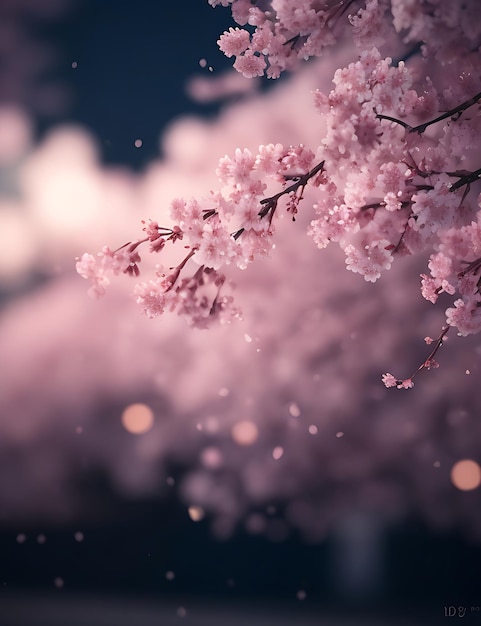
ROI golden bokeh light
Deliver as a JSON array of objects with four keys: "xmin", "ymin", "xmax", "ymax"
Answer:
[
  {"xmin": 231, "ymin": 420, "xmax": 259, "ymax": 446},
  {"xmin": 121, "ymin": 403, "xmax": 154, "ymax": 434},
  {"xmin": 188, "ymin": 506, "xmax": 205, "ymax": 522},
  {"xmin": 450, "ymin": 459, "xmax": 481, "ymax": 491}
]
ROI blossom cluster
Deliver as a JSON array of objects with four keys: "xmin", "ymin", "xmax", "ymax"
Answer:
[
  {"xmin": 78, "ymin": 0, "xmax": 481, "ymax": 386},
  {"xmin": 77, "ymin": 144, "xmax": 318, "ymax": 326},
  {"xmin": 213, "ymin": 0, "xmax": 390, "ymax": 79},
  {"xmin": 307, "ymin": 46, "xmax": 481, "ymax": 330},
  {"xmin": 212, "ymin": 0, "xmax": 481, "ymax": 80},
  {"xmin": 4, "ymin": 0, "xmax": 481, "ymax": 541}
]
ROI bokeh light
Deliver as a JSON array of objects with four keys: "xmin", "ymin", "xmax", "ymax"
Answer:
[
  {"xmin": 188, "ymin": 506, "xmax": 205, "ymax": 522},
  {"xmin": 200, "ymin": 446, "xmax": 223, "ymax": 469},
  {"xmin": 231, "ymin": 421, "xmax": 259, "ymax": 446},
  {"xmin": 450, "ymin": 459, "xmax": 481, "ymax": 491},
  {"xmin": 272, "ymin": 446, "xmax": 284, "ymax": 460},
  {"xmin": 121, "ymin": 403, "xmax": 154, "ymax": 435}
]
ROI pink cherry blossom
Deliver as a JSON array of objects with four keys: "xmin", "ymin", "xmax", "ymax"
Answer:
[
  {"xmin": 233, "ymin": 51, "xmax": 267, "ymax": 78},
  {"xmin": 4, "ymin": 3, "xmax": 481, "ymax": 546},
  {"xmin": 217, "ymin": 27, "xmax": 251, "ymax": 58},
  {"xmin": 76, "ymin": 0, "xmax": 481, "ymax": 387}
]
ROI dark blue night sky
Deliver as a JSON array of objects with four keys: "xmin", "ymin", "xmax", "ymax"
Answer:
[{"xmin": 41, "ymin": 0, "xmax": 234, "ymax": 168}]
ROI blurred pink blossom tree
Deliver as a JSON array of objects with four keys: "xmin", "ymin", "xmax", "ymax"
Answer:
[
  {"xmin": 78, "ymin": 0, "xmax": 481, "ymax": 388},
  {"xmin": 2, "ymin": 0, "xmax": 481, "ymax": 544}
]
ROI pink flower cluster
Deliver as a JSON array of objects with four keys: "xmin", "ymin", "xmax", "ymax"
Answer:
[
  {"xmin": 215, "ymin": 0, "xmax": 353, "ymax": 79},
  {"xmin": 76, "ymin": 246, "xmax": 133, "ymax": 298},
  {"xmin": 213, "ymin": 0, "xmax": 481, "ymax": 80},
  {"xmin": 78, "ymin": 0, "xmax": 481, "ymax": 386},
  {"xmin": 78, "ymin": 144, "xmax": 318, "ymax": 326}
]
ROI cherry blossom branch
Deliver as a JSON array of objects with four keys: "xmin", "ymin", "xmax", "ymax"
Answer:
[
  {"xmin": 326, "ymin": 0, "xmax": 358, "ymax": 27},
  {"xmin": 258, "ymin": 160, "xmax": 325, "ymax": 222},
  {"xmin": 382, "ymin": 326, "xmax": 450, "ymax": 389},
  {"xmin": 78, "ymin": 24, "xmax": 481, "ymax": 383},
  {"xmin": 164, "ymin": 248, "xmax": 197, "ymax": 292},
  {"xmin": 77, "ymin": 155, "xmax": 328, "ymax": 324},
  {"xmin": 458, "ymin": 257, "xmax": 481, "ymax": 279},
  {"xmin": 375, "ymin": 113, "xmax": 411, "ymax": 130},
  {"xmin": 402, "ymin": 155, "xmax": 481, "ymax": 201},
  {"xmin": 377, "ymin": 91, "xmax": 481, "ymax": 133},
  {"xmin": 215, "ymin": 0, "xmax": 361, "ymax": 78},
  {"xmin": 411, "ymin": 91, "xmax": 481, "ymax": 134},
  {"xmin": 450, "ymin": 167, "xmax": 481, "ymax": 192}
]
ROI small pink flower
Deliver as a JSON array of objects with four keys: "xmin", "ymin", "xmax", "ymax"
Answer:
[
  {"xmin": 382, "ymin": 373, "xmax": 398, "ymax": 388},
  {"xmin": 344, "ymin": 240, "xmax": 393, "ymax": 282},
  {"xmin": 446, "ymin": 297, "xmax": 481, "ymax": 336},
  {"xmin": 75, "ymin": 253, "xmax": 98, "ymax": 281},
  {"xmin": 233, "ymin": 51, "xmax": 266, "ymax": 78},
  {"xmin": 420, "ymin": 275, "xmax": 439, "ymax": 304},
  {"xmin": 217, "ymin": 27, "xmax": 251, "ymax": 58}
]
